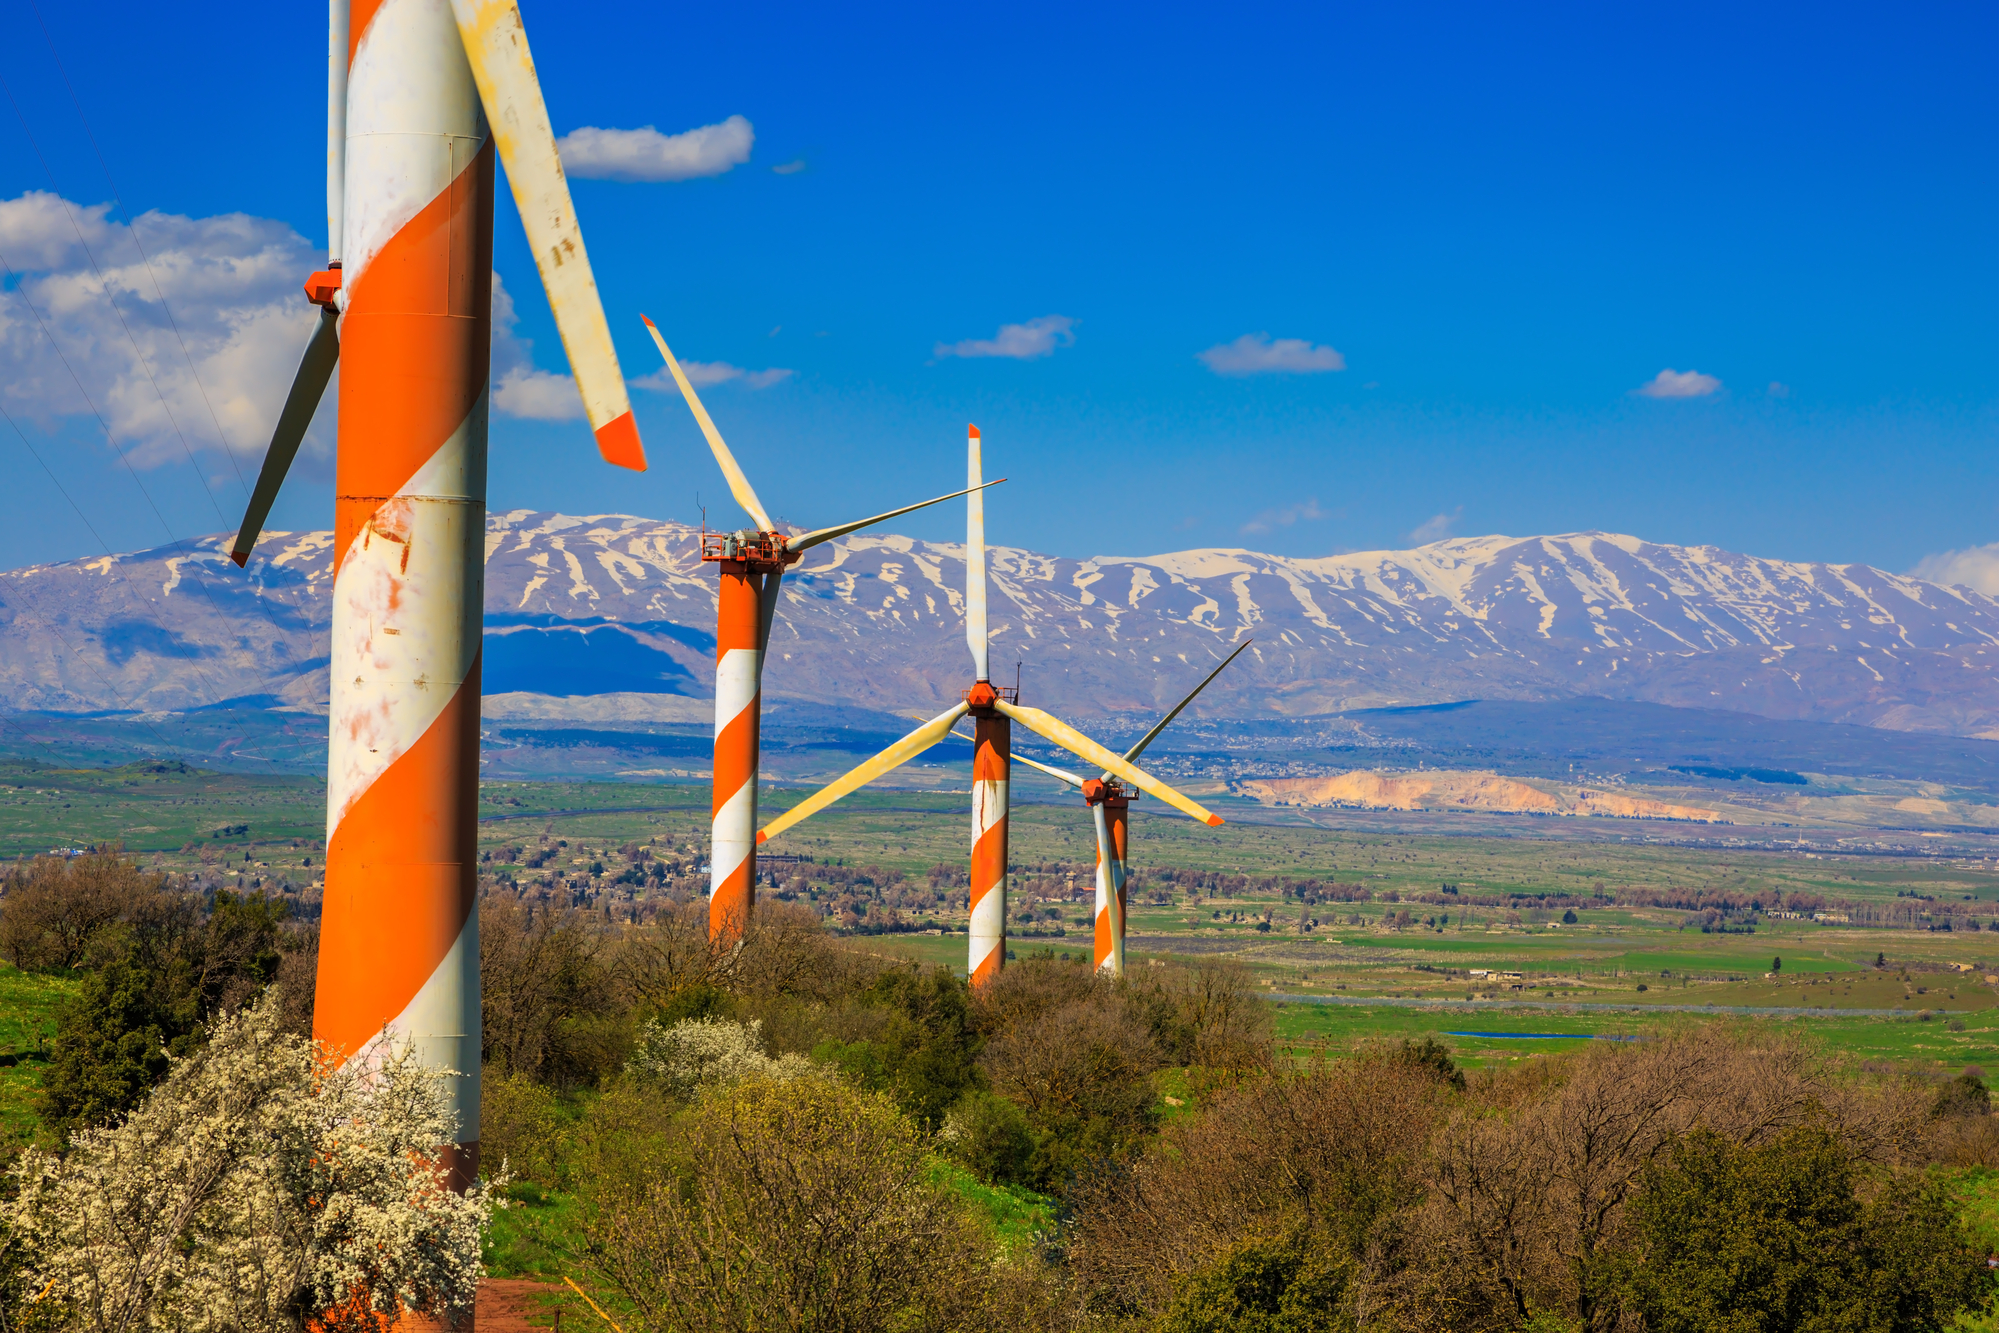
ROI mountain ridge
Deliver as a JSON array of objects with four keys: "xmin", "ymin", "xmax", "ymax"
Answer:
[{"xmin": 3, "ymin": 511, "xmax": 1997, "ymax": 739}]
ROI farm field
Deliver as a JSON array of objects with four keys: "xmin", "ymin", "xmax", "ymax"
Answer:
[{"xmin": 5, "ymin": 763, "xmax": 1999, "ymax": 1090}]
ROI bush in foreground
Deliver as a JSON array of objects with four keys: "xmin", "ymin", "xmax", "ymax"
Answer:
[
  {"xmin": 6, "ymin": 990, "xmax": 496, "ymax": 1333},
  {"xmin": 588, "ymin": 1072, "xmax": 983, "ymax": 1333}
]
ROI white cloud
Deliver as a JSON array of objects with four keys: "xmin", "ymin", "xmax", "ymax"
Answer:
[
  {"xmin": 934, "ymin": 315, "xmax": 1076, "ymax": 360},
  {"xmin": 492, "ymin": 368, "xmax": 584, "ymax": 420},
  {"xmin": 1634, "ymin": 368, "xmax": 1722, "ymax": 399},
  {"xmin": 555, "ymin": 116, "xmax": 754, "ymax": 183},
  {"xmin": 1768, "ymin": 380, "xmax": 1791, "ymax": 398},
  {"xmin": 633, "ymin": 360, "xmax": 793, "ymax": 392},
  {"xmin": 1241, "ymin": 498, "xmax": 1327, "ymax": 535},
  {"xmin": 1407, "ymin": 507, "xmax": 1463, "ymax": 544},
  {"xmin": 1910, "ymin": 544, "xmax": 1999, "ymax": 596},
  {"xmin": 772, "ymin": 159, "xmax": 806, "ymax": 175},
  {"xmin": 1197, "ymin": 332, "xmax": 1345, "ymax": 376},
  {"xmin": 0, "ymin": 190, "xmax": 330, "ymax": 469}
]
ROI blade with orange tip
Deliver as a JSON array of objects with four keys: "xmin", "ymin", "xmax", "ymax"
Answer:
[
  {"xmin": 449, "ymin": 0, "xmax": 645, "ymax": 471},
  {"xmin": 757, "ymin": 702, "xmax": 971, "ymax": 845},
  {"xmin": 993, "ymin": 700, "xmax": 1225, "ymax": 827},
  {"xmin": 789, "ymin": 479, "xmax": 1006, "ymax": 554},
  {"xmin": 641, "ymin": 316, "xmax": 773, "ymax": 531}
]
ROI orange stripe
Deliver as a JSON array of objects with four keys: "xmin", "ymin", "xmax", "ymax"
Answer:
[
  {"xmin": 316, "ymin": 654, "xmax": 481, "ymax": 1066},
  {"xmin": 712, "ymin": 699, "xmax": 759, "ymax": 819},
  {"xmin": 716, "ymin": 565, "xmax": 764, "ymax": 654},
  {"xmin": 970, "ymin": 948, "xmax": 1002, "ymax": 989},
  {"xmin": 710, "ymin": 865, "xmax": 753, "ymax": 940},
  {"xmin": 335, "ymin": 140, "xmax": 494, "ymax": 568},
  {"xmin": 349, "ymin": 0, "xmax": 385, "ymax": 66}
]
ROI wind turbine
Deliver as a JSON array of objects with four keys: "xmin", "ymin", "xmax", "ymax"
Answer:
[
  {"xmin": 990, "ymin": 641, "xmax": 1250, "ymax": 976},
  {"xmin": 639, "ymin": 319, "xmax": 1002, "ymax": 943},
  {"xmin": 228, "ymin": 0, "xmax": 645, "ymax": 1189},
  {"xmin": 755, "ymin": 426, "xmax": 1225, "ymax": 987}
]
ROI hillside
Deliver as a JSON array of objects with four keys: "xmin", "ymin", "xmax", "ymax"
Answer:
[{"xmin": 3, "ymin": 512, "xmax": 1998, "ymax": 739}]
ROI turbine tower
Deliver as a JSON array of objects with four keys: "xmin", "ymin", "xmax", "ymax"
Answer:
[
  {"xmin": 640, "ymin": 320, "xmax": 1000, "ymax": 942},
  {"xmin": 233, "ymin": 0, "xmax": 642, "ymax": 1195},
  {"xmin": 996, "ymin": 641, "xmax": 1249, "ymax": 975},
  {"xmin": 754, "ymin": 426, "xmax": 1225, "ymax": 986}
]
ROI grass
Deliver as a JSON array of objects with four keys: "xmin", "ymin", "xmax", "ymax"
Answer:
[
  {"xmin": 1270, "ymin": 999, "xmax": 1999, "ymax": 1076},
  {"xmin": 932, "ymin": 1160, "xmax": 1056, "ymax": 1249},
  {"xmin": 482, "ymin": 1180, "xmax": 590, "ymax": 1280},
  {"xmin": 0, "ymin": 963, "xmax": 78, "ymax": 1145}
]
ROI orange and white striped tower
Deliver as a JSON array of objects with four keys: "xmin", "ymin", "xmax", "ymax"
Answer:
[
  {"xmin": 242, "ymin": 0, "xmax": 649, "ymax": 1211},
  {"xmin": 1090, "ymin": 782, "xmax": 1131, "ymax": 974},
  {"xmin": 967, "ymin": 687, "xmax": 1010, "ymax": 988},
  {"xmin": 964, "ymin": 426, "xmax": 1012, "ymax": 988},
  {"xmin": 316, "ymin": 0, "xmax": 495, "ymax": 1190},
  {"xmin": 1106, "ymin": 793, "xmax": 1130, "ymax": 957},
  {"xmin": 708, "ymin": 552, "xmax": 779, "ymax": 941}
]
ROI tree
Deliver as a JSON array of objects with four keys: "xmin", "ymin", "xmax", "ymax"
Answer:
[
  {"xmin": 480, "ymin": 895, "xmax": 617, "ymax": 1088},
  {"xmin": 1618, "ymin": 1126, "xmax": 1990, "ymax": 1332},
  {"xmin": 7, "ymin": 991, "xmax": 496, "ymax": 1333},
  {"xmin": 814, "ymin": 965, "xmax": 983, "ymax": 1130},
  {"xmin": 1772, "ymin": 956, "xmax": 1783, "ymax": 973},
  {"xmin": 41, "ymin": 888, "xmax": 291, "ymax": 1138},
  {"xmin": 0, "ymin": 850, "xmax": 159, "ymax": 971},
  {"xmin": 587, "ymin": 1074, "xmax": 974, "ymax": 1333}
]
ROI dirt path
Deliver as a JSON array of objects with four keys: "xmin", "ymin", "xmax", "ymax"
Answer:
[{"xmin": 477, "ymin": 1278, "xmax": 568, "ymax": 1332}]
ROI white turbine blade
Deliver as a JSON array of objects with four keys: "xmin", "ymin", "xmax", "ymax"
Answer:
[
  {"xmin": 758, "ymin": 703, "xmax": 970, "ymax": 845},
  {"xmin": 966, "ymin": 424, "xmax": 988, "ymax": 680},
  {"xmin": 995, "ymin": 701, "xmax": 1225, "ymax": 827},
  {"xmin": 327, "ymin": 0, "xmax": 347, "ymax": 264},
  {"xmin": 788, "ymin": 480, "xmax": 1006, "ymax": 554},
  {"xmin": 642, "ymin": 317, "xmax": 773, "ymax": 530},
  {"xmin": 1122, "ymin": 639, "xmax": 1254, "ymax": 765},
  {"xmin": 451, "ymin": 0, "xmax": 645, "ymax": 471}
]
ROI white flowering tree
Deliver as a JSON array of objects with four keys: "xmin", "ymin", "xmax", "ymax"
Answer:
[
  {"xmin": 5, "ymin": 990, "xmax": 496, "ymax": 1333},
  {"xmin": 625, "ymin": 1017, "xmax": 817, "ymax": 1097}
]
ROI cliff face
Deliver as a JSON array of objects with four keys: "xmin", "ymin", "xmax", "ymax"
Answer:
[
  {"xmin": 5, "ymin": 511, "xmax": 1999, "ymax": 739},
  {"xmin": 1236, "ymin": 771, "xmax": 1724, "ymax": 823}
]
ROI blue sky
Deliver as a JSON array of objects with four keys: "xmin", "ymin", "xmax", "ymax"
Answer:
[{"xmin": 0, "ymin": 0, "xmax": 1992, "ymax": 576}]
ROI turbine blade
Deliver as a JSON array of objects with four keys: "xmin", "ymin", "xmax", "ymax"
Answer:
[
  {"xmin": 996, "ymin": 745, "xmax": 1086, "ymax": 789},
  {"xmin": 451, "ymin": 0, "xmax": 645, "ymax": 470},
  {"xmin": 1122, "ymin": 639, "xmax": 1254, "ymax": 764},
  {"xmin": 327, "ymin": 0, "xmax": 347, "ymax": 264},
  {"xmin": 966, "ymin": 425, "xmax": 988, "ymax": 680},
  {"xmin": 757, "ymin": 702, "xmax": 970, "ymax": 844},
  {"xmin": 995, "ymin": 701, "xmax": 1225, "ymax": 827},
  {"xmin": 641, "ymin": 316, "xmax": 773, "ymax": 530},
  {"xmin": 231, "ymin": 307, "xmax": 338, "ymax": 567},
  {"xmin": 753, "ymin": 567, "xmax": 784, "ymax": 688},
  {"xmin": 788, "ymin": 479, "xmax": 1007, "ymax": 554}
]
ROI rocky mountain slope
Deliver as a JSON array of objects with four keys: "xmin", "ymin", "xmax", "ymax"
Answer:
[{"xmin": 4, "ymin": 511, "xmax": 1998, "ymax": 738}]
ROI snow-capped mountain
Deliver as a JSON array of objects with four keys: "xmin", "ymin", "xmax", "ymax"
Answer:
[{"xmin": 5, "ymin": 510, "xmax": 1999, "ymax": 738}]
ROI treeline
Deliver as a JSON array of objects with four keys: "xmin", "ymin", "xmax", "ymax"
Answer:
[
  {"xmin": 3, "ymin": 848, "xmax": 1998, "ymax": 1329},
  {"xmin": 0, "ymin": 849, "xmax": 314, "ymax": 1138}
]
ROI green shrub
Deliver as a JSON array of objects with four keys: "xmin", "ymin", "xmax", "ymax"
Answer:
[
  {"xmin": 1617, "ymin": 1125, "xmax": 1992, "ymax": 1332},
  {"xmin": 943, "ymin": 1089, "xmax": 1035, "ymax": 1187}
]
